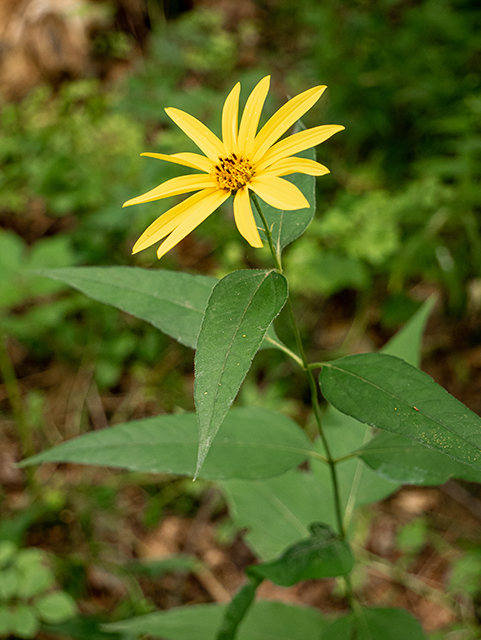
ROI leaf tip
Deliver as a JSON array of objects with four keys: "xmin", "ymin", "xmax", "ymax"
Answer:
[
  {"xmin": 194, "ymin": 434, "xmax": 214, "ymax": 480},
  {"xmin": 194, "ymin": 449, "xmax": 206, "ymax": 481}
]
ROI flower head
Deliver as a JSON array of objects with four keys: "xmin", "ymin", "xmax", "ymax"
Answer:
[{"xmin": 123, "ymin": 76, "xmax": 344, "ymax": 259}]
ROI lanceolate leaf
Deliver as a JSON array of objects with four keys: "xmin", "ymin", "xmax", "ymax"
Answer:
[
  {"xmin": 34, "ymin": 267, "xmax": 284, "ymax": 352},
  {"xmin": 381, "ymin": 295, "xmax": 436, "ymax": 367},
  {"xmin": 319, "ymin": 353, "xmax": 481, "ymax": 470},
  {"xmin": 194, "ymin": 269, "xmax": 288, "ymax": 476},
  {"xmin": 360, "ymin": 297, "xmax": 480, "ymax": 488},
  {"xmin": 20, "ymin": 408, "xmax": 311, "ymax": 481},
  {"xmin": 248, "ymin": 523, "xmax": 353, "ymax": 585},
  {"xmin": 35, "ymin": 267, "xmax": 216, "ymax": 348},
  {"xmin": 348, "ymin": 296, "xmax": 451, "ymax": 488}
]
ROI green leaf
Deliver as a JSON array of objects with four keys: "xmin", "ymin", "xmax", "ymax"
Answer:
[
  {"xmin": 194, "ymin": 270, "xmax": 288, "ymax": 475},
  {"xmin": 253, "ymin": 138, "xmax": 316, "ymax": 255},
  {"xmin": 106, "ymin": 600, "xmax": 325, "ymax": 640},
  {"xmin": 15, "ymin": 548, "xmax": 45, "ymax": 570},
  {"xmin": 16, "ymin": 562, "xmax": 54, "ymax": 599},
  {"xmin": 35, "ymin": 266, "xmax": 215, "ymax": 348},
  {"xmin": 15, "ymin": 549, "xmax": 54, "ymax": 599},
  {"xmin": 221, "ymin": 423, "xmax": 398, "ymax": 562},
  {"xmin": 107, "ymin": 603, "xmax": 223, "ymax": 640},
  {"xmin": 20, "ymin": 407, "xmax": 312, "ymax": 481},
  {"xmin": 213, "ymin": 524, "xmax": 348, "ymax": 640},
  {"xmin": 347, "ymin": 296, "xmax": 460, "ymax": 487},
  {"xmin": 381, "ymin": 295, "xmax": 436, "ymax": 367},
  {"xmin": 357, "ymin": 431, "xmax": 481, "ymax": 485},
  {"xmin": 220, "ymin": 409, "xmax": 398, "ymax": 560},
  {"xmin": 249, "ymin": 523, "xmax": 353, "ymax": 585},
  {"xmin": 239, "ymin": 601, "xmax": 325, "ymax": 640},
  {"xmin": 319, "ymin": 353, "xmax": 481, "ymax": 470},
  {"xmin": 221, "ymin": 470, "xmax": 329, "ymax": 560},
  {"xmin": 34, "ymin": 592, "xmax": 77, "ymax": 624},
  {"xmin": 35, "ymin": 267, "xmax": 284, "ymax": 352},
  {"xmin": 10, "ymin": 605, "xmax": 39, "ymax": 639},
  {"xmin": 321, "ymin": 607, "xmax": 426, "ymax": 640}
]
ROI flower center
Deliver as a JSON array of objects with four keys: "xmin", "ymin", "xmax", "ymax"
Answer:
[{"xmin": 211, "ymin": 153, "xmax": 254, "ymax": 192}]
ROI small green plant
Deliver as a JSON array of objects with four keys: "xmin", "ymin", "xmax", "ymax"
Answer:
[{"xmin": 0, "ymin": 542, "xmax": 77, "ymax": 639}]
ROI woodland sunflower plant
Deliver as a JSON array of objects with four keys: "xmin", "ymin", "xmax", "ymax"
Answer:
[{"xmin": 24, "ymin": 77, "xmax": 481, "ymax": 640}]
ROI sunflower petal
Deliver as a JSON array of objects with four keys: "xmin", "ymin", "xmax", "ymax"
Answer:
[
  {"xmin": 141, "ymin": 152, "xmax": 212, "ymax": 173},
  {"xmin": 233, "ymin": 187, "xmax": 263, "ymax": 247},
  {"xmin": 249, "ymin": 175, "xmax": 310, "ymax": 210},
  {"xmin": 156, "ymin": 190, "xmax": 231, "ymax": 259},
  {"xmin": 222, "ymin": 82, "xmax": 240, "ymax": 153},
  {"xmin": 132, "ymin": 189, "xmax": 218, "ymax": 254},
  {"xmin": 123, "ymin": 175, "xmax": 215, "ymax": 207},
  {"xmin": 256, "ymin": 124, "xmax": 344, "ymax": 171},
  {"xmin": 165, "ymin": 107, "xmax": 225, "ymax": 162},
  {"xmin": 251, "ymin": 85, "xmax": 327, "ymax": 163},
  {"xmin": 238, "ymin": 76, "xmax": 270, "ymax": 155},
  {"xmin": 260, "ymin": 157, "xmax": 330, "ymax": 177}
]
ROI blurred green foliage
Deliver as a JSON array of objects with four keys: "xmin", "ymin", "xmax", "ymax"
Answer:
[
  {"xmin": 0, "ymin": 80, "xmax": 143, "ymax": 223},
  {"xmin": 1, "ymin": 2, "xmax": 481, "ymax": 636},
  {"xmin": 0, "ymin": 542, "xmax": 77, "ymax": 638},
  {"xmin": 0, "ymin": 78, "xmax": 147, "ymax": 387}
]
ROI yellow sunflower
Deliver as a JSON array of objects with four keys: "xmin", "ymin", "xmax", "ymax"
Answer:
[{"xmin": 123, "ymin": 76, "xmax": 344, "ymax": 259}]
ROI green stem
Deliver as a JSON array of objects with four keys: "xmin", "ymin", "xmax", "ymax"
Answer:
[
  {"xmin": 251, "ymin": 194, "xmax": 346, "ymax": 539},
  {"xmin": 250, "ymin": 194, "xmax": 283, "ymax": 273},
  {"xmin": 307, "ymin": 371, "xmax": 346, "ymax": 538},
  {"xmin": 308, "ymin": 362, "xmax": 328, "ymax": 370},
  {"xmin": 251, "ymin": 194, "xmax": 357, "ymax": 609},
  {"xmin": 263, "ymin": 334, "xmax": 304, "ymax": 367}
]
